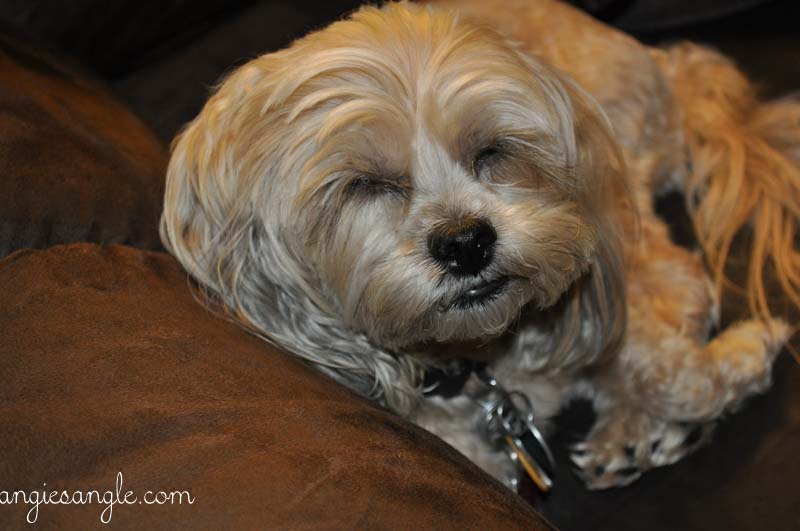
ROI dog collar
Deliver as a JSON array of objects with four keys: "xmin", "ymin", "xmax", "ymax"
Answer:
[{"xmin": 423, "ymin": 362, "xmax": 556, "ymax": 492}]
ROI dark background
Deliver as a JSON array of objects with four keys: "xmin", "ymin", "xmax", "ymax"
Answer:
[{"xmin": 2, "ymin": 0, "xmax": 797, "ymax": 142}]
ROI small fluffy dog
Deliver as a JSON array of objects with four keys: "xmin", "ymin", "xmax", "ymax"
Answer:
[{"xmin": 160, "ymin": 0, "xmax": 800, "ymax": 489}]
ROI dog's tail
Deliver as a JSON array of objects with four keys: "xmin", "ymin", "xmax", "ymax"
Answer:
[{"xmin": 655, "ymin": 42, "xmax": 800, "ymax": 330}]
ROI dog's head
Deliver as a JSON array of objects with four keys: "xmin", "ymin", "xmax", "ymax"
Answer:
[{"xmin": 161, "ymin": 3, "xmax": 627, "ymax": 412}]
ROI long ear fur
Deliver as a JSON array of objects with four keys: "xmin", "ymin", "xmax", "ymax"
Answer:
[
  {"xmin": 549, "ymin": 79, "xmax": 630, "ymax": 371},
  {"xmin": 160, "ymin": 47, "xmax": 426, "ymax": 416},
  {"xmin": 507, "ymin": 60, "xmax": 631, "ymax": 373},
  {"xmin": 656, "ymin": 43, "xmax": 800, "ymax": 329}
]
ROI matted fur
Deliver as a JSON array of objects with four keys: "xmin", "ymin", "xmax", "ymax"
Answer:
[{"xmin": 161, "ymin": 0, "xmax": 795, "ymax": 489}]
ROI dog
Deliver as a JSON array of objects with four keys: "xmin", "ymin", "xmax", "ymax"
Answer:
[{"xmin": 160, "ymin": 0, "xmax": 799, "ymax": 490}]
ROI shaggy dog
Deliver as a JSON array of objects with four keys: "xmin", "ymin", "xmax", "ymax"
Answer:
[{"xmin": 160, "ymin": 0, "xmax": 799, "ymax": 489}]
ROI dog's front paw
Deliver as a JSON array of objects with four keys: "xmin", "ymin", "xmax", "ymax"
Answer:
[
  {"xmin": 570, "ymin": 439, "xmax": 644, "ymax": 489},
  {"xmin": 570, "ymin": 410, "xmax": 714, "ymax": 489}
]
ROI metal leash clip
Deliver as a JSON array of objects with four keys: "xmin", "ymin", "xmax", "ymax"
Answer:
[{"xmin": 467, "ymin": 366, "xmax": 556, "ymax": 492}]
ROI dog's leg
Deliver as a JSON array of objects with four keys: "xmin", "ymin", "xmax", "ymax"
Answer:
[
  {"xmin": 573, "ymin": 317, "xmax": 785, "ymax": 488},
  {"xmin": 572, "ymin": 319, "xmax": 786, "ymax": 489},
  {"xmin": 571, "ymin": 219, "xmax": 788, "ymax": 489}
]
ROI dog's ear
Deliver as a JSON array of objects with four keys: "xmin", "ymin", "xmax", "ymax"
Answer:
[
  {"xmin": 578, "ymin": 85, "xmax": 630, "ymax": 369},
  {"xmin": 160, "ymin": 61, "xmax": 274, "ymax": 291},
  {"xmin": 535, "ymin": 70, "xmax": 630, "ymax": 371},
  {"xmin": 160, "ymin": 108, "xmax": 221, "ymax": 290}
]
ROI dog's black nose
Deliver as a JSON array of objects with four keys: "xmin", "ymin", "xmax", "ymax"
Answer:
[{"xmin": 428, "ymin": 219, "xmax": 497, "ymax": 276}]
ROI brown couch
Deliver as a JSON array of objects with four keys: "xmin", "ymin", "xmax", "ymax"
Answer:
[{"xmin": 0, "ymin": 244, "xmax": 549, "ymax": 528}]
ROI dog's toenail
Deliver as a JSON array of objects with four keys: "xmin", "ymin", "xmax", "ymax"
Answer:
[
  {"xmin": 616, "ymin": 466, "xmax": 640, "ymax": 477},
  {"xmin": 624, "ymin": 445, "xmax": 635, "ymax": 457},
  {"xmin": 683, "ymin": 425, "xmax": 704, "ymax": 447},
  {"xmin": 651, "ymin": 440, "xmax": 661, "ymax": 453}
]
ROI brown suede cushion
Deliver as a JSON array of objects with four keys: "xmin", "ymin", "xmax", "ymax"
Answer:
[
  {"xmin": 0, "ymin": 33, "xmax": 166, "ymax": 259},
  {"xmin": 0, "ymin": 244, "xmax": 552, "ymax": 529}
]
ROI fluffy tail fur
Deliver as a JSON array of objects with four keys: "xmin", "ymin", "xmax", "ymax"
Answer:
[{"xmin": 656, "ymin": 42, "xmax": 800, "ymax": 331}]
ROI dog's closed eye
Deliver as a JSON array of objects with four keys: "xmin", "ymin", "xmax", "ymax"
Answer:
[
  {"xmin": 346, "ymin": 174, "xmax": 410, "ymax": 200},
  {"xmin": 472, "ymin": 143, "xmax": 506, "ymax": 179}
]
